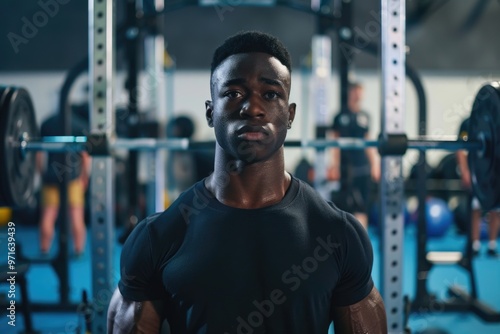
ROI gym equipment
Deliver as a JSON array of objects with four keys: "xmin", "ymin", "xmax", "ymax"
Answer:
[
  {"xmin": 408, "ymin": 160, "xmax": 435, "ymax": 180},
  {"xmin": 433, "ymin": 153, "xmax": 461, "ymax": 180},
  {"xmin": 468, "ymin": 83, "xmax": 500, "ymax": 210},
  {"xmin": 412, "ymin": 196, "xmax": 500, "ymax": 322},
  {"xmin": 431, "ymin": 153, "xmax": 463, "ymax": 202},
  {"xmin": 0, "ymin": 86, "xmax": 38, "ymax": 209},
  {"xmin": 452, "ymin": 196, "xmax": 471, "ymax": 235},
  {"xmin": 424, "ymin": 197, "xmax": 453, "ymax": 238},
  {"xmin": 0, "ymin": 84, "xmax": 499, "ymax": 211},
  {"xmin": 369, "ymin": 202, "xmax": 412, "ymax": 228},
  {"xmin": 409, "ymin": 197, "xmax": 454, "ymax": 237}
]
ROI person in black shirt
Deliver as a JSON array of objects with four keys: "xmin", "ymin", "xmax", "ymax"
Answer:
[
  {"xmin": 327, "ymin": 82, "xmax": 380, "ymax": 229},
  {"xmin": 456, "ymin": 118, "xmax": 499, "ymax": 256},
  {"xmin": 107, "ymin": 31, "xmax": 387, "ymax": 333},
  {"xmin": 37, "ymin": 113, "xmax": 91, "ymax": 256}
]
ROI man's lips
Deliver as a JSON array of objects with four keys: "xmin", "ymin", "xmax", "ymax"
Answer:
[{"xmin": 236, "ymin": 125, "xmax": 269, "ymax": 141}]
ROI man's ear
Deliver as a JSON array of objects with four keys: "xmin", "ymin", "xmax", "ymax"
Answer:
[
  {"xmin": 288, "ymin": 103, "xmax": 296, "ymax": 125},
  {"xmin": 205, "ymin": 100, "xmax": 214, "ymax": 127}
]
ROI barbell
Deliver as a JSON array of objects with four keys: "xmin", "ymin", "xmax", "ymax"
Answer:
[{"xmin": 1, "ymin": 83, "xmax": 499, "ymax": 210}]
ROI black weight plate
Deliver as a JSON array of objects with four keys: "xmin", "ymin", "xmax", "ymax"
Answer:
[
  {"xmin": 0, "ymin": 86, "xmax": 39, "ymax": 208},
  {"xmin": 434, "ymin": 153, "xmax": 460, "ymax": 180},
  {"xmin": 0, "ymin": 86, "xmax": 13, "ymax": 205},
  {"xmin": 468, "ymin": 82, "xmax": 500, "ymax": 210}
]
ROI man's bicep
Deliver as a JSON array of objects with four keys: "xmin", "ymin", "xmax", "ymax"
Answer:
[
  {"xmin": 332, "ymin": 286, "xmax": 387, "ymax": 334},
  {"xmin": 108, "ymin": 288, "xmax": 164, "ymax": 334},
  {"xmin": 332, "ymin": 213, "xmax": 374, "ymax": 305},
  {"xmin": 119, "ymin": 215, "xmax": 166, "ymax": 301}
]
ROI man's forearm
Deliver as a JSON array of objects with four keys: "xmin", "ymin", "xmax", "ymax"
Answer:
[
  {"xmin": 366, "ymin": 147, "xmax": 378, "ymax": 167},
  {"xmin": 456, "ymin": 150, "xmax": 469, "ymax": 177},
  {"xmin": 108, "ymin": 289, "xmax": 164, "ymax": 334},
  {"xmin": 332, "ymin": 287, "xmax": 388, "ymax": 334}
]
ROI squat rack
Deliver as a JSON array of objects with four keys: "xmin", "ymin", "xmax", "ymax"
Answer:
[{"xmin": 86, "ymin": 0, "xmax": 406, "ymax": 333}]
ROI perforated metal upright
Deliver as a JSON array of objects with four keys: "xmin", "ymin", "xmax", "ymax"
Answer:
[
  {"xmin": 144, "ymin": 0, "xmax": 166, "ymax": 215},
  {"xmin": 89, "ymin": 0, "xmax": 115, "ymax": 332},
  {"xmin": 311, "ymin": 35, "xmax": 332, "ymax": 199},
  {"xmin": 379, "ymin": 0, "xmax": 406, "ymax": 332}
]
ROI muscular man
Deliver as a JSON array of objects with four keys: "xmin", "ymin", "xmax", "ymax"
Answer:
[{"xmin": 108, "ymin": 31, "xmax": 387, "ymax": 333}]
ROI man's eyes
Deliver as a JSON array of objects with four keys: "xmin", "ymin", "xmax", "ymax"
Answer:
[
  {"xmin": 224, "ymin": 91, "xmax": 242, "ymax": 98},
  {"xmin": 222, "ymin": 90, "xmax": 282, "ymax": 100},
  {"xmin": 264, "ymin": 91, "xmax": 281, "ymax": 99}
]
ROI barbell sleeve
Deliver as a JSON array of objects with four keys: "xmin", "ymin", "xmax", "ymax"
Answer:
[
  {"xmin": 21, "ymin": 135, "xmax": 88, "ymax": 153},
  {"xmin": 407, "ymin": 139, "xmax": 483, "ymax": 151}
]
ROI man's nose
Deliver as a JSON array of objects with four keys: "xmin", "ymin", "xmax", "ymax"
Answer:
[{"xmin": 240, "ymin": 95, "xmax": 265, "ymax": 119}]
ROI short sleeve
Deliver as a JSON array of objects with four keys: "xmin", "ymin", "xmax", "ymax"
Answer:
[
  {"xmin": 118, "ymin": 213, "xmax": 165, "ymax": 301},
  {"xmin": 331, "ymin": 212, "xmax": 374, "ymax": 307},
  {"xmin": 361, "ymin": 111, "xmax": 370, "ymax": 135}
]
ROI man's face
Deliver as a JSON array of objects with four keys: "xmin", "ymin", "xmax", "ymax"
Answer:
[
  {"xmin": 348, "ymin": 86, "xmax": 363, "ymax": 112},
  {"xmin": 206, "ymin": 52, "xmax": 296, "ymax": 163}
]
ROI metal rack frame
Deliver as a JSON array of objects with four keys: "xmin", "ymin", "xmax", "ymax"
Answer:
[{"xmin": 86, "ymin": 0, "xmax": 409, "ymax": 331}]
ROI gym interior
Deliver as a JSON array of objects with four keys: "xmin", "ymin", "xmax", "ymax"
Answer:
[{"xmin": 0, "ymin": 1, "xmax": 499, "ymax": 333}]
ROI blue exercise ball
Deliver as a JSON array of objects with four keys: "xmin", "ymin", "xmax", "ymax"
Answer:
[{"xmin": 425, "ymin": 197, "xmax": 453, "ymax": 237}]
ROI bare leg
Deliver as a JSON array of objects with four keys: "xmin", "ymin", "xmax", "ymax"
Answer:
[
  {"xmin": 471, "ymin": 209, "xmax": 482, "ymax": 253},
  {"xmin": 70, "ymin": 207, "xmax": 87, "ymax": 254},
  {"xmin": 39, "ymin": 206, "xmax": 59, "ymax": 253},
  {"xmin": 355, "ymin": 213, "xmax": 368, "ymax": 230},
  {"xmin": 488, "ymin": 211, "xmax": 500, "ymax": 252}
]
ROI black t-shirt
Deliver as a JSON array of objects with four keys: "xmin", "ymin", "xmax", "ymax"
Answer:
[
  {"xmin": 332, "ymin": 111, "xmax": 370, "ymax": 171},
  {"xmin": 119, "ymin": 176, "xmax": 374, "ymax": 334},
  {"xmin": 40, "ymin": 114, "xmax": 88, "ymax": 183}
]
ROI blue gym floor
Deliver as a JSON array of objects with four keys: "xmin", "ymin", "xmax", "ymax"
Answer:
[{"xmin": 0, "ymin": 223, "xmax": 499, "ymax": 334}]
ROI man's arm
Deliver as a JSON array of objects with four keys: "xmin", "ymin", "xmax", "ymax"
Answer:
[
  {"xmin": 327, "ymin": 130, "xmax": 341, "ymax": 181},
  {"xmin": 332, "ymin": 286, "xmax": 387, "ymax": 334},
  {"xmin": 80, "ymin": 152, "xmax": 92, "ymax": 190},
  {"xmin": 456, "ymin": 150, "xmax": 471, "ymax": 189},
  {"xmin": 108, "ymin": 288, "xmax": 164, "ymax": 334},
  {"xmin": 365, "ymin": 146, "xmax": 380, "ymax": 183},
  {"xmin": 36, "ymin": 152, "xmax": 45, "ymax": 174}
]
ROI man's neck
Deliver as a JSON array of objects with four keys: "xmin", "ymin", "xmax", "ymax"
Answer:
[
  {"xmin": 349, "ymin": 105, "xmax": 361, "ymax": 113},
  {"xmin": 205, "ymin": 148, "xmax": 291, "ymax": 209}
]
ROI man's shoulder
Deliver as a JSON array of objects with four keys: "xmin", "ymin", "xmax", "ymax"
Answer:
[
  {"xmin": 458, "ymin": 118, "xmax": 470, "ymax": 139},
  {"xmin": 460, "ymin": 117, "xmax": 470, "ymax": 129},
  {"xmin": 125, "ymin": 186, "xmax": 202, "ymax": 259},
  {"xmin": 148, "ymin": 180, "xmax": 211, "ymax": 227},
  {"xmin": 293, "ymin": 177, "xmax": 346, "ymax": 222},
  {"xmin": 332, "ymin": 111, "xmax": 346, "ymax": 123}
]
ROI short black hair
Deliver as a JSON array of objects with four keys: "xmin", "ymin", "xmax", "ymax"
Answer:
[
  {"xmin": 211, "ymin": 31, "xmax": 292, "ymax": 75},
  {"xmin": 349, "ymin": 82, "xmax": 363, "ymax": 90}
]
